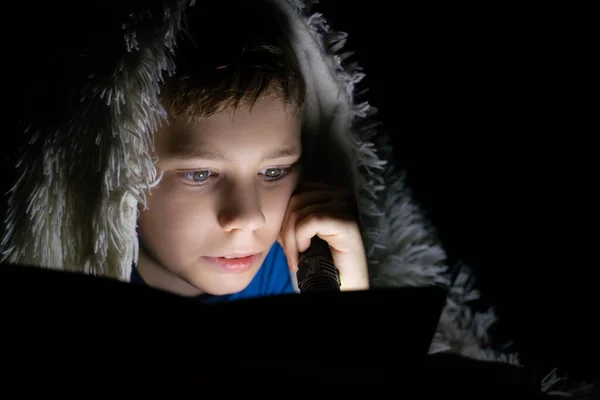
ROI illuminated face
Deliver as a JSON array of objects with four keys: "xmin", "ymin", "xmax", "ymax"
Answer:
[{"xmin": 136, "ymin": 96, "xmax": 302, "ymax": 296}]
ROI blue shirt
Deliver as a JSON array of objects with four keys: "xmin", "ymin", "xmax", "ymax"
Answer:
[{"xmin": 131, "ymin": 242, "xmax": 296, "ymax": 303}]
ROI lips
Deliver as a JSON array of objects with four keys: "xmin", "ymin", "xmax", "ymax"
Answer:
[
  {"xmin": 221, "ymin": 253, "xmax": 258, "ymax": 259},
  {"xmin": 203, "ymin": 253, "xmax": 261, "ymax": 273}
]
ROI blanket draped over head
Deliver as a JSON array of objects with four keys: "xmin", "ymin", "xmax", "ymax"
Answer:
[{"xmin": 0, "ymin": 1, "xmax": 594, "ymax": 396}]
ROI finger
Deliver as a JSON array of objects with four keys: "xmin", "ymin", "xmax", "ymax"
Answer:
[
  {"xmin": 281, "ymin": 202, "xmax": 348, "ymax": 272},
  {"xmin": 281, "ymin": 200, "xmax": 347, "ymax": 271},
  {"xmin": 290, "ymin": 200, "xmax": 353, "ymax": 246},
  {"xmin": 295, "ymin": 211, "xmax": 358, "ymax": 255},
  {"xmin": 297, "ymin": 184, "xmax": 356, "ymax": 213},
  {"xmin": 281, "ymin": 215, "xmax": 299, "ymax": 271},
  {"xmin": 282, "ymin": 191, "xmax": 338, "ymax": 239},
  {"xmin": 283, "ymin": 185, "xmax": 354, "ymax": 238}
]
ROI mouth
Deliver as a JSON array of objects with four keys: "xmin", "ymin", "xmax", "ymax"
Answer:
[
  {"xmin": 203, "ymin": 252, "xmax": 262, "ymax": 273},
  {"xmin": 220, "ymin": 253, "xmax": 259, "ymax": 259}
]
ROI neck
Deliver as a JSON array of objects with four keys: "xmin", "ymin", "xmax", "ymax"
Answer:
[{"xmin": 136, "ymin": 249, "xmax": 204, "ymax": 297}]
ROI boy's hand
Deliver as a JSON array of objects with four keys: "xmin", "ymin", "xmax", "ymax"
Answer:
[{"xmin": 278, "ymin": 181, "xmax": 370, "ymax": 291}]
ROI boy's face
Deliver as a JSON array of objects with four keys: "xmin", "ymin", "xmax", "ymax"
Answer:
[{"xmin": 137, "ymin": 96, "xmax": 302, "ymax": 296}]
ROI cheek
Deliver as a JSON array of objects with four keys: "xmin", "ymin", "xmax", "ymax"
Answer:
[
  {"xmin": 137, "ymin": 183, "xmax": 213, "ymax": 252},
  {"xmin": 262, "ymin": 178, "xmax": 297, "ymax": 230}
]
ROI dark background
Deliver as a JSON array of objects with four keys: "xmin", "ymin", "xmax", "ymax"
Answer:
[
  {"xmin": 1, "ymin": 0, "xmax": 595, "ymax": 379},
  {"xmin": 313, "ymin": 1, "xmax": 595, "ymax": 377}
]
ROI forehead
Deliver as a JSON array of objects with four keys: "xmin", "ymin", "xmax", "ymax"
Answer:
[{"xmin": 158, "ymin": 97, "xmax": 302, "ymax": 158}]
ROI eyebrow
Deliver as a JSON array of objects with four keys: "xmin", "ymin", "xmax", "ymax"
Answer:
[{"xmin": 171, "ymin": 145, "xmax": 301, "ymax": 162}]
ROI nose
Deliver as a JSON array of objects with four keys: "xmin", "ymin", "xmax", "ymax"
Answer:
[{"xmin": 217, "ymin": 183, "xmax": 266, "ymax": 232}]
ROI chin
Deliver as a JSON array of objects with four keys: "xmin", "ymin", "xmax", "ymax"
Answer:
[
  {"xmin": 198, "ymin": 271, "xmax": 257, "ymax": 296},
  {"xmin": 204, "ymin": 282, "xmax": 250, "ymax": 296}
]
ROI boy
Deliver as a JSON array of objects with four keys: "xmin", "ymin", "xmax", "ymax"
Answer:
[{"xmin": 132, "ymin": 1, "xmax": 369, "ymax": 300}]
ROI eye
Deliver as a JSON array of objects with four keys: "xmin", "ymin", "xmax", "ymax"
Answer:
[
  {"xmin": 178, "ymin": 170, "xmax": 214, "ymax": 185},
  {"xmin": 259, "ymin": 167, "xmax": 290, "ymax": 181}
]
